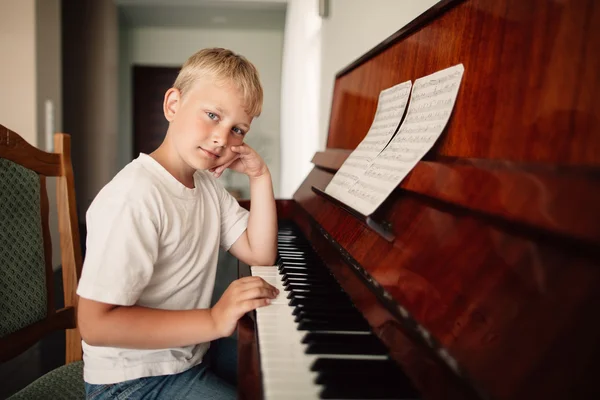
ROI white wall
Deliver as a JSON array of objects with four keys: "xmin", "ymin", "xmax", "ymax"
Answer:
[
  {"xmin": 0, "ymin": 0, "xmax": 64, "ymax": 269},
  {"xmin": 36, "ymin": 0, "xmax": 62, "ymax": 151},
  {"xmin": 0, "ymin": 0, "xmax": 37, "ymax": 146},
  {"xmin": 279, "ymin": 0, "xmax": 321, "ymax": 198},
  {"xmin": 35, "ymin": 0, "xmax": 62, "ymax": 269},
  {"xmin": 319, "ymin": 0, "xmax": 440, "ymax": 146},
  {"xmin": 119, "ymin": 26, "xmax": 285, "ymax": 197}
]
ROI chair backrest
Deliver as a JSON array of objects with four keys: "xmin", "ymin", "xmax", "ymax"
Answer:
[{"xmin": 0, "ymin": 124, "xmax": 83, "ymax": 365}]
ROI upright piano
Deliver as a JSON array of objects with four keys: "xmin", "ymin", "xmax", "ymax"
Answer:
[{"xmin": 237, "ymin": 0, "xmax": 600, "ymax": 398}]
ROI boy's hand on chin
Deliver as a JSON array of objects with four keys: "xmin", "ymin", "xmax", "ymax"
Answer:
[{"xmin": 209, "ymin": 144, "xmax": 268, "ymax": 179}]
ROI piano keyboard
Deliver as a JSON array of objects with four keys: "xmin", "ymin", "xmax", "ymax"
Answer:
[{"xmin": 251, "ymin": 222, "xmax": 419, "ymax": 399}]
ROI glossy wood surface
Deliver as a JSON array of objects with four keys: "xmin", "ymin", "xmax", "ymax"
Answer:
[
  {"xmin": 328, "ymin": 0, "xmax": 600, "ymax": 167},
  {"xmin": 237, "ymin": 314, "xmax": 263, "ymax": 400},
  {"xmin": 239, "ymin": 0, "xmax": 600, "ymax": 399},
  {"xmin": 0, "ymin": 127, "xmax": 83, "ymax": 364},
  {"xmin": 295, "ymin": 167, "xmax": 600, "ymax": 399},
  {"xmin": 324, "ymin": 0, "xmax": 600, "ymax": 398},
  {"xmin": 313, "ymin": 150, "xmax": 600, "ymax": 245}
]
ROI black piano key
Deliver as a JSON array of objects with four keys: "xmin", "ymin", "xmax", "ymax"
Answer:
[
  {"xmin": 284, "ymin": 282, "xmax": 339, "ymax": 291},
  {"xmin": 282, "ymin": 274, "xmax": 334, "ymax": 282},
  {"xmin": 277, "ymin": 247, "xmax": 312, "ymax": 252},
  {"xmin": 280, "ymin": 268, "xmax": 326, "ymax": 276},
  {"xmin": 319, "ymin": 381, "xmax": 418, "ymax": 399},
  {"xmin": 284, "ymin": 286, "xmax": 346, "ymax": 297},
  {"xmin": 282, "ymin": 273, "xmax": 333, "ymax": 281},
  {"xmin": 294, "ymin": 308, "xmax": 363, "ymax": 322},
  {"xmin": 294, "ymin": 311, "xmax": 365, "ymax": 324},
  {"xmin": 315, "ymin": 361, "xmax": 420, "ymax": 399},
  {"xmin": 292, "ymin": 303, "xmax": 356, "ymax": 315},
  {"xmin": 297, "ymin": 317, "xmax": 371, "ymax": 332},
  {"xmin": 311, "ymin": 358, "xmax": 401, "ymax": 375},
  {"xmin": 283, "ymin": 278, "xmax": 336, "ymax": 287},
  {"xmin": 278, "ymin": 264, "xmax": 312, "ymax": 270},
  {"xmin": 285, "ymin": 281, "xmax": 337, "ymax": 289},
  {"xmin": 287, "ymin": 292, "xmax": 351, "ymax": 304},
  {"xmin": 274, "ymin": 222, "xmax": 422, "ymax": 398},
  {"xmin": 305, "ymin": 334, "xmax": 388, "ymax": 356},
  {"xmin": 302, "ymin": 332, "xmax": 384, "ymax": 346},
  {"xmin": 289, "ymin": 297, "xmax": 351, "ymax": 308},
  {"xmin": 279, "ymin": 253, "xmax": 317, "ymax": 259},
  {"xmin": 278, "ymin": 251, "xmax": 313, "ymax": 256}
]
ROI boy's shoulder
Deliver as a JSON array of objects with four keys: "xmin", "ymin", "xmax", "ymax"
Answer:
[{"xmin": 89, "ymin": 155, "xmax": 167, "ymax": 211}]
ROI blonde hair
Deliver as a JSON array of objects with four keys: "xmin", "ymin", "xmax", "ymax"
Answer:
[{"xmin": 173, "ymin": 48, "xmax": 263, "ymax": 117}]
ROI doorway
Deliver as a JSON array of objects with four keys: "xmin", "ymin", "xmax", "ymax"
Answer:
[{"xmin": 132, "ymin": 66, "xmax": 179, "ymax": 158}]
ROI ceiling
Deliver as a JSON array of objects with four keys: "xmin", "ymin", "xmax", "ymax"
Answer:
[{"xmin": 116, "ymin": 0, "xmax": 288, "ymax": 30}]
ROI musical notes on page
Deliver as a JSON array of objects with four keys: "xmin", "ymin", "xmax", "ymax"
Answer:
[
  {"xmin": 325, "ymin": 80, "xmax": 412, "ymax": 200},
  {"xmin": 327, "ymin": 64, "xmax": 465, "ymax": 216}
]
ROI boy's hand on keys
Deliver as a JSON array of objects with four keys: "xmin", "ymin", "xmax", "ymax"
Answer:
[
  {"xmin": 209, "ymin": 143, "xmax": 268, "ymax": 179},
  {"xmin": 210, "ymin": 276, "xmax": 279, "ymax": 337}
]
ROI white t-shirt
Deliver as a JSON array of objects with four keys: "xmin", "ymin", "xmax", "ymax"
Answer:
[{"xmin": 76, "ymin": 153, "xmax": 249, "ymax": 384}]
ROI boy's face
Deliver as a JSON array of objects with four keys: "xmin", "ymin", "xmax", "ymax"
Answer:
[{"xmin": 164, "ymin": 76, "xmax": 253, "ymax": 171}]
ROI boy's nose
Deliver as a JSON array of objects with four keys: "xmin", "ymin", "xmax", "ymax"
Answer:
[{"xmin": 212, "ymin": 127, "xmax": 229, "ymax": 147}]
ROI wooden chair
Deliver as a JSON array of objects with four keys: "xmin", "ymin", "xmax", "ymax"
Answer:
[{"xmin": 0, "ymin": 124, "xmax": 84, "ymax": 399}]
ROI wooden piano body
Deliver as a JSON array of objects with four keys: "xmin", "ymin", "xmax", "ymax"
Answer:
[{"xmin": 238, "ymin": 0, "xmax": 600, "ymax": 398}]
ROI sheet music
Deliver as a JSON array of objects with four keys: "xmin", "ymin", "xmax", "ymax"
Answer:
[
  {"xmin": 337, "ymin": 64, "xmax": 465, "ymax": 216},
  {"xmin": 325, "ymin": 81, "xmax": 412, "ymax": 200}
]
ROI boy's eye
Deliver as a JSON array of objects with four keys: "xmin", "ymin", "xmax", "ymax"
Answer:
[
  {"xmin": 207, "ymin": 112, "xmax": 218, "ymax": 120},
  {"xmin": 231, "ymin": 127, "xmax": 245, "ymax": 136}
]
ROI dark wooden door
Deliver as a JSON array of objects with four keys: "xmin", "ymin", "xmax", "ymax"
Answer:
[{"xmin": 132, "ymin": 66, "xmax": 180, "ymax": 158}]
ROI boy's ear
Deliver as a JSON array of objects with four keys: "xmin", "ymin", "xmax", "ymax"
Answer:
[{"xmin": 163, "ymin": 88, "xmax": 181, "ymax": 122}]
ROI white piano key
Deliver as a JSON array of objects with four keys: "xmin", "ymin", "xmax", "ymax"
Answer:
[{"xmin": 251, "ymin": 266, "xmax": 322, "ymax": 399}]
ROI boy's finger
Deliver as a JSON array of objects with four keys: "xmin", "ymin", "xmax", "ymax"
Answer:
[
  {"xmin": 240, "ymin": 287, "xmax": 277, "ymax": 301},
  {"xmin": 230, "ymin": 145, "xmax": 250, "ymax": 154},
  {"xmin": 239, "ymin": 278, "xmax": 278, "ymax": 291},
  {"xmin": 240, "ymin": 282, "xmax": 279, "ymax": 295},
  {"xmin": 237, "ymin": 276, "xmax": 266, "ymax": 285},
  {"xmin": 241, "ymin": 298, "xmax": 271, "ymax": 313},
  {"xmin": 216, "ymin": 156, "xmax": 240, "ymax": 173}
]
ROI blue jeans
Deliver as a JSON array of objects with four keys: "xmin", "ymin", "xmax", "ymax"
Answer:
[{"xmin": 84, "ymin": 337, "xmax": 237, "ymax": 400}]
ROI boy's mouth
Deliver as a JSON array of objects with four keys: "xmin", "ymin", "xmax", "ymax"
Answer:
[{"xmin": 199, "ymin": 147, "xmax": 220, "ymax": 159}]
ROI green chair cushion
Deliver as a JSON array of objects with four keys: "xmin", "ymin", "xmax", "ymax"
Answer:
[
  {"xmin": 8, "ymin": 360, "xmax": 85, "ymax": 400},
  {"xmin": 0, "ymin": 158, "xmax": 48, "ymax": 337}
]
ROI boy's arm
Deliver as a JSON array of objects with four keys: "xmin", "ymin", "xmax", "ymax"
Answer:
[
  {"xmin": 78, "ymin": 275, "xmax": 277, "ymax": 348},
  {"xmin": 78, "ymin": 298, "xmax": 218, "ymax": 348},
  {"xmin": 221, "ymin": 145, "xmax": 277, "ymax": 266}
]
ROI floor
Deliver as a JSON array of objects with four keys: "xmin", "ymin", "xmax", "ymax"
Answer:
[{"xmin": 0, "ymin": 247, "xmax": 238, "ymax": 399}]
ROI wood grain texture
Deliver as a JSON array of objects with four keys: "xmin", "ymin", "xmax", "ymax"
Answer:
[
  {"xmin": 40, "ymin": 176, "xmax": 55, "ymax": 317},
  {"xmin": 237, "ymin": 315, "xmax": 263, "ymax": 400},
  {"xmin": 54, "ymin": 133, "xmax": 84, "ymax": 363},
  {"xmin": 327, "ymin": 0, "xmax": 600, "ymax": 167},
  {"xmin": 294, "ymin": 167, "xmax": 600, "ymax": 400},
  {"xmin": 240, "ymin": 0, "xmax": 600, "ymax": 398},
  {"xmin": 0, "ymin": 124, "xmax": 61, "ymax": 176},
  {"xmin": 313, "ymin": 150, "xmax": 600, "ymax": 245},
  {"xmin": 0, "ymin": 130, "xmax": 83, "ymax": 365},
  {"xmin": 0, "ymin": 308, "xmax": 75, "ymax": 363}
]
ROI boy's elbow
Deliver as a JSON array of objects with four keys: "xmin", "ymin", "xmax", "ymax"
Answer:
[
  {"xmin": 259, "ymin": 251, "xmax": 277, "ymax": 266},
  {"xmin": 77, "ymin": 298, "xmax": 112, "ymax": 346},
  {"xmin": 78, "ymin": 317, "xmax": 101, "ymax": 346},
  {"xmin": 246, "ymin": 252, "xmax": 276, "ymax": 267}
]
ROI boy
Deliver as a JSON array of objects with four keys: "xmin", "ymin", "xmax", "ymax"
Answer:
[{"xmin": 76, "ymin": 48, "xmax": 279, "ymax": 399}]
